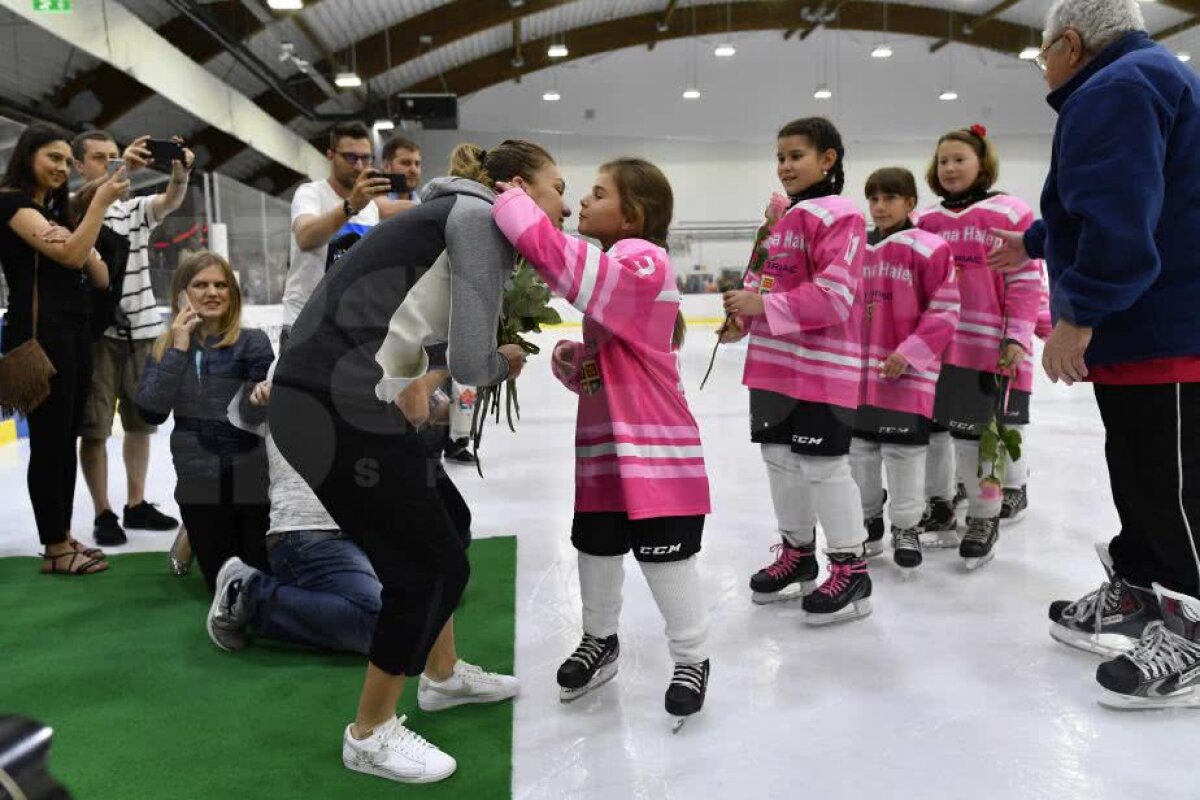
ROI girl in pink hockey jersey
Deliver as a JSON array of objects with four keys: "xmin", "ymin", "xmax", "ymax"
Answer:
[
  {"xmin": 492, "ymin": 158, "xmax": 712, "ymax": 727},
  {"xmin": 721, "ymin": 117, "xmax": 871, "ymax": 625},
  {"xmin": 916, "ymin": 125, "xmax": 1043, "ymax": 570},
  {"xmin": 851, "ymin": 168, "xmax": 960, "ymax": 575}
]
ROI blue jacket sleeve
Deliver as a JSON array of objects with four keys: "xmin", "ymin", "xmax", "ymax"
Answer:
[
  {"xmin": 136, "ymin": 346, "xmax": 189, "ymax": 425},
  {"xmin": 1050, "ymin": 81, "xmax": 1168, "ymax": 327},
  {"xmin": 1023, "ymin": 219, "xmax": 1047, "ymax": 260},
  {"xmin": 237, "ymin": 330, "xmax": 275, "ymax": 426}
]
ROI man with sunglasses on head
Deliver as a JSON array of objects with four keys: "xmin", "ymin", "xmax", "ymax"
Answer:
[{"xmin": 282, "ymin": 122, "xmax": 390, "ymax": 336}]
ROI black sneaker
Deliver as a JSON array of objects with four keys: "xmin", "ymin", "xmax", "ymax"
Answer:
[
  {"xmin": 864, "ymin": 515, "xmax": 885, "ymax": 558},
  {"xmin": 93, "ymin": 509, "xmax": 127, "ymax": 546},
  {"xmin": 999, "ymin": 486, "xmax": 1028, "ymax": 524},
  {"xmin": 1049, "ymin": 543, "xmax": 1160, "ymax": 657},
  {"xmin": 802, "ymin": 554, "xmax": 872, "ymax": 625},
  {"xmin": 959, "ymin": 516, "xmax": 1000, "ymax": 570},
  {"xmin": 443, "ymin": 438, "xmax": 478, "ymax": 464},
  {"xmin": 557, "ymin": 633, "xmax": 620, "ymax": 703},
  {"xmin": 749, "ymin": 536, "xmax": 818, "ymax": 604},
  {"xmin": 666, "ymin": 659, "xmax": 709, "ymax": 731},
  {"xmin": 123, "ymin": 501, "xmax": 178, "ymax": 531},
  {"xmin": 1097, "ymin": 583, "xmax": 1200, "ymax": 710},
  {"xmin": 920, "ymin": 498, "xmax": 959, "ymax": 548}
]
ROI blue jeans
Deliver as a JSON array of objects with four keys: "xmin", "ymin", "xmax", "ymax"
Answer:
[{"xmin": 242, "ymin": 530, "xmax": 382, "ymax": 655}]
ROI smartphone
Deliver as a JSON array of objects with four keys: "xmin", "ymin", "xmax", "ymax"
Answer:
[
  {"xmin": 176, "ymin": 290, "xmax": 191, "ymax": 312},
  {"xmin": 382, "ymin": 173, "xmax": 409, "ymax": 195},
  {"xmin": 106, "ymin": 158, "xmax": 123, "ymax": 178},
  {"xmin": 146, "ymin": 139, "xmax": 185, "ymax": 165}
]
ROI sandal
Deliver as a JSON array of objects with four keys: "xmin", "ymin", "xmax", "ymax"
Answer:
[
  {"xmin": 41, "ymin": 549, "xmax": 109, "ymax": 575},
  {"xmin": 68, "ymin": 539, "xmax": 107, "ymax": 560}
]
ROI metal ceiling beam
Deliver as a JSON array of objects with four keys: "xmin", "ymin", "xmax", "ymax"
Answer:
[
  {"xmin": 928, "ymin": 0, "xmax": 1022, "ymax": 53},
  {"xmin": 648, "ymin": 0, "xmax": 682, "ymax": 51},
  {"xmin": 1154, "ymin": 14, "xmax": 1200, "ymax": 40},
  {"xmin": 3, "ymin": 0, "xmax": 327, "ymax": 182}
]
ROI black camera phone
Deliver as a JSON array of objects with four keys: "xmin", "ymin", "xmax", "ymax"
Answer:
[{"xmin": 146, "ymin": 139, "xmax": 185, "ymax": 165}]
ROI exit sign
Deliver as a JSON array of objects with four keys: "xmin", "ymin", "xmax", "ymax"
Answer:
[{"xmin": 33, "ymin": 0, "xmax": 72, "ymax": 11}]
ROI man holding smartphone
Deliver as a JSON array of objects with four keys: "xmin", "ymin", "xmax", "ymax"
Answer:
[
  {"xmin": 282, "ymin": 122, "xmax": 389, "ymax": 333},
  {"xmin": 71, "ymin": 131, "xmax": 195, "ymax": 546},
  {"xmin": 376, "ymin": 134, "xmax": 423, "ymax": 221}
]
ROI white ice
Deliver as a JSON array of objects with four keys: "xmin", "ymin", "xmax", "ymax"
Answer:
[{"xmin": 0, "ymin": 325, "xmax": 1194, "ymax": 800}]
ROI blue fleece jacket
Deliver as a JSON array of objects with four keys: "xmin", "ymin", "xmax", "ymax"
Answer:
[{"xmin": 1027, "ymin": 32, "xmax": 1200, "ymax": 366}]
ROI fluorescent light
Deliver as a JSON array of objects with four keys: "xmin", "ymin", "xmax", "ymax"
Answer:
[
  {"xmin": 542, "ymin": 90, "xmax": 561, "ymax": 102},
  {"xmin": 714, "ymin": 43, "xmax": 736, "ymax": 57},
  {"xmin": 813, "ymin": 84, "xmax": 832, "ymax": 100},
  {"xmin": 1019, "ymin": 46, "xmax": 1041, "ymax": 60},
  {"xmin": 682, "ymin": 88, "xmax": 701, "ymax": 100},
  {"xmin": 1179, "ymin": 52, "xmax": 1192, "ymax": 63},
  {"xmin": 871, "ymin": 43, "xmax": 893, "ymax": 59},
  {"xmin": 373, "ymin": 119, "xmax": 394, "ymax": 131},
  {"xmin": 267, "ymin": 0, "xmax": 303, "ymax": 9},
  {"xmin": 939, "ymin": 90, "xmax": 959, "ymax": 101},
  {"xmin": 547, "ymin": 43, "xmax": 569, "ymax": 58},
  {"xmin": 334, "ymin": 72, "xmax": 362, "ymax": 88}
]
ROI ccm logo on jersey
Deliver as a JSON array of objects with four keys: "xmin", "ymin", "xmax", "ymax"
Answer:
[
  {"xmin": 638, "ymin": 544, "xmax": 682, "ymax": 556},
  {"xmin": 793, "ymin": 436, "xmax": 825, "ymax": 445}
]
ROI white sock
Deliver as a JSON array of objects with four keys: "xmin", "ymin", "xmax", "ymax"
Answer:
[
  {"xmin": 639, "ymin": 557, "xmax": 709, "ymax": 664},
  {"xmin": 925, "ymin": 431, "xmax": 954, "ymax": 501},
  {"xmin": 796, "ymin": 454, "xmax": 864, "ymax": 556},
  {"xmin": 1004, "ymin": 425, "xmax": 1028, "ymax": 490},
  {"xmin": 850, "ymin": 437, "xmax": 885, "ymax": 520},
  {"xmin": 762, "ymin": 444, "xmax": 817, "ymax": 547},
  {"xmin": 954, "ymin": 438, "xmax": 1002, "ymax": 518},
  {"xmin": 578, "ymin": 552, "xmax": 623, "ymax": 638},
  {"xmin": 882, "ymin": 444, "xmax": 927, "ymax": 530},
  {"xmin": 449, "ymin": 381, "xmax": 474, "ymax": 440}
]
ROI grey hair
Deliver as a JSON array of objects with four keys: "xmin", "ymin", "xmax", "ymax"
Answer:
[{"xmin": 1046, "ymin": 0, "xmax": 1147, "ymax": 51}]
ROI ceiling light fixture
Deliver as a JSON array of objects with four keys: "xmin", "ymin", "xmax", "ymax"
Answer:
[
  {"xmin": 1019, "ymin": 46, "xmax": 1041, "ymax": 60},
  {"xmin": 939, "ymin": 89, "xmax": 959, "ymax": 101},
  {"xmin": 334, "ymin": 72, "xmax": 362, "ymax": 88},
  {"xmin": 267, "ymin": 0, "xmax": 303, "ymax": 9},
  {"xmin": 682, "ymin": 87, "xmax": 701, "ymax": 99},
  {"xmin": 543, "ymin": 89, "xmax": 561, "ymax": 101},
  {"xmin": 373, "ymin": 119, "xmax": 394, "ymax": 131},
  {"xmin": 548, "ymin": 43, "xmax": 568, "ymax": 58},
  {"xmin": 871, "ymin": 43, "xmax": 893, "ymax": 59},
  {"xmin": 813, "ymin": 83, "xmax": 833, "ymax": 100},
  {"xmin": 714, "ymin": 43, "xmax": 736, "ymax": 57}
]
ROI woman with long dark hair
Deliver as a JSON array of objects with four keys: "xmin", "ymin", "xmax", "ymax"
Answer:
[{"xmin": 0, "ymin": 123, "xmax": 128, "ymax": 575}]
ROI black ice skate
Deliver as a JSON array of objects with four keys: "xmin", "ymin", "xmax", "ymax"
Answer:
[
  {"xmin": 1097, "ymin": 584, "xmax": 1200, "ymax": 710},
  {"xmin": 749, "ymin": 537, "xmax": 818, "ymax": 605},
  {"xmin": 557, "ymin": 633, "xmax": 619, "ymax": 703},
  {"xmin": 959, "ymin": 516, "xmax": 999, "ymax": 570},
  {"xmin": 864, "ymin": 515, "xmax": 885, "ymax": 558},
  {"xmin": 953, "ymin": 481, "xmax": 967, "ymax": 507},
  {"xmin": 1049, "ymin": 543, "xmax": 1160, "ymax": 657},
  {"xmin": 999, "ymin": 485, "xmax": 1028, "ymax": 524},
  {"xmin": 666, "ymin": 659, "xmax": 710, "ymax": 733},
  {"xmin": 802, "ymin": 554, "xmax": 872, "ymax": 626},
  {"xmin": 891, "ymin": 525, "xmax": 923, "ymax": 576},
  {"xmin": 920, "ymin": 498, "xmax": 959, "ymax": 549}
]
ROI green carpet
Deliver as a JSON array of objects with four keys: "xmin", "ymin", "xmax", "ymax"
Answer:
[{"xmin": 0, "ymin": 537, "xmax": 517, "ymax": 799}]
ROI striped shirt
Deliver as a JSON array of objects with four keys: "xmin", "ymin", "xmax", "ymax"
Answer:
[{"xmin": 104, "ymin": 195, "xmax": 164, "ymax": 340}]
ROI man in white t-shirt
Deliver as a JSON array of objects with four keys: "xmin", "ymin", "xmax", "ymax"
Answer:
[
  {"xmin": 72, "ymin": 130, "xmax": 195, "ymax": 547},
  {"xmin": 282, "ymin": 122, "xmax": 391, "ymax": 331}
]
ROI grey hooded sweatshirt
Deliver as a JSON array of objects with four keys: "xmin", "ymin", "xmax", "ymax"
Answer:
[{"xmin": 273, "ymin": 177, "xmax": 515, "ymax": 405}]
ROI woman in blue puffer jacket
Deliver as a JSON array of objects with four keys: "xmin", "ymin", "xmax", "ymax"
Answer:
[{"xmin": 137, "ymin": 250, "xmax": 273, "ymax": 589}]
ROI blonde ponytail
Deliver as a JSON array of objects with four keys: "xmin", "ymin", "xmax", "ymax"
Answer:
[{"xmin": 448, "ymin": 143, "xmax": 492, "ymax": 187}]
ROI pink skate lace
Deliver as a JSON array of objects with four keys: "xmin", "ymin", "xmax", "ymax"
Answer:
[
  {"xmin": 764, "ymin": 543, "xmax": 805, "ymax": 579},
  {"xmin": 817, "ymin": 560, "xmax": 867, "ymax": 596}
]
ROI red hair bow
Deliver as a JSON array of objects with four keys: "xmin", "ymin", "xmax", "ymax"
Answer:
[{"xmin": 970, "ymin": 124, "xmax": 988, "ymax": 139}]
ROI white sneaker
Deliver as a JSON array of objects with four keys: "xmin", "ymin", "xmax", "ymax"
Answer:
[
  {"xmin": 418, "ymin": 660, "xmax": 520, "ymax": 712},
  {"xmin": 342, "ymin": 715, "xmax": 456, "ymax": 784}
]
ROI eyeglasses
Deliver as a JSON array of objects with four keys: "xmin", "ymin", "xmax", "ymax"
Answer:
[
  {"xmin": 336, "ymin": 152, "xmax": 373, "ymax": 166},
  {"xmin": 1035, "ymin": 35, "xmax": 1064, "ymax": 71}
]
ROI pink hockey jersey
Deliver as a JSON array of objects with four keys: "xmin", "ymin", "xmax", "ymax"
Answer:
[
  {"xmin": 856, "ymin": 226, "xmax": 960, "ymax": 419},
  {"xmin": 493, "ymin": 189, "xmax": 711, "ymax": 520},
  {"xmin": 741, "ymin": 195, "xmax": 867, "ymax": 411},
  {"xmin": 915, "ymin": 195, "xmax": 1042, "ymax": 393}
]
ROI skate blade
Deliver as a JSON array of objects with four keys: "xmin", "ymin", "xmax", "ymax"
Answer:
[
  {"xmin": 804, "ymin": 598, "xmax": 872, "ymax": 626},
  {"xmin": 670, "ymin": 713, "xmax": 697, "ymax": 734},
  {"xmin": 962, "ymin": 551, "xmax": 996, "ymax": 571},
  {"xmin": 896, "ymin": 565, "xmax": 920, "ymax": 580},
  {"xmin": 864, "ymin": 541, "xmax": 885, "ymax": 558},
  {"xmin": 1048, "ymin": 623, "xmax": 1138, "ymax": 658},
  {"xmin": 920, "ymin": 531, "xmax": 960, "ymax": 549},
  {"xmin": 751, "ymin": 580, "xmax": 816, "ymax": 605},
  {"xmin": 1098, "ymin": 686, "xmax": 1200, "ymax": 711},
  {"xmin": 559, "ymin": 662, "xmax": 618, "ymax": 704}
]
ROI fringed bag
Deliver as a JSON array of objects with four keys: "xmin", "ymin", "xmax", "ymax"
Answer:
[{"xmin": 0, "ymin": 254, "xmax": 57, "ymax": 414}]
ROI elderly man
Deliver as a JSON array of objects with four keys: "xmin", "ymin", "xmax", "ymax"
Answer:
[{"xmin": 991, "ymin": 0, "xmax": 1200, "ymax": 709}]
